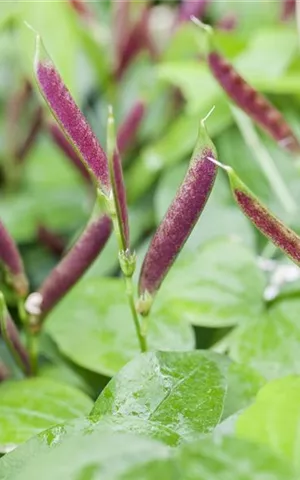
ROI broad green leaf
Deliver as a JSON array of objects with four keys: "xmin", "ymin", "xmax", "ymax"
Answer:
[
  {"xmin": 230, "ymin": 298, "xmax": 300, "ymax": 380},
  {"xmin": 236, "ymin": 376, "xmax": 300, "ymax": 469},
  {"xmin": 175, "ymin": 435, "xmax": 297, "ymax": 480},
  {"xmin": 38, "ymin": 334, "xmax": 107, "ymax": 398},
  {"xmin": 0, "ymin": 189, "xmax": 88, "ymax": 243},
  {"xmin": 155, "ymin": 164, "xmax": 256, "ymax": 250},
  {"xmin": 91, "ymin": 416, "xmax": 180, "ymax": 447},
  {"xmin": 91, "ymin": 351, "xmax": 226, "ymax": 439},
  {"xmin": 157, "ymin": 238, "xmax": 265, "ymax": 328},
  {"xmin": 222, "ymin": 362, "xmax": 265, "ymax": 420},
  {"xmin": 0, "ymin": 421, "xmax": 295, "ymax": 480},
  {"xmin": 0, "ymin": 419, "xmax": 173, "ymax": 480},
  {"xmin": 47, "ymin": 278, "xmax": 195, "ymax": 376},
  {"xmin": 0, "ymin": 378, "xmax": 93, "ymax": 452},
  {"xmin": 236, "ymin": 27, "xmax": 297, "ymax": 82}
]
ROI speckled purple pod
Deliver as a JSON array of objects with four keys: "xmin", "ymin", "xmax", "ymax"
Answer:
[
  {"xmin": 39, "ymin": 215, "xmax": 112, "ymax": 318},
  {"xmin": 208, "ymin": 51, "xmax": 300, "ymax": 153},
  {"xmin": 139, "ymin": 123, "xmax": 217, "ymax": 299},
  {"xmin": 0, "ymin": 221, "xmax": 28, "ymax": 297},
  {"xmin": 227, "ymin": 168, "xmax": 300, "ymax": 266},
  {"xmin": 3, "ymin": 311, "xmax": 31, "ymax": 375},
  {"xmin": 107, "ymin": 108, "xmax": 130, "ymax": 250},
  {"xmin": 34, "ymin": 36, "xmax": 110, "ymax": 192}
]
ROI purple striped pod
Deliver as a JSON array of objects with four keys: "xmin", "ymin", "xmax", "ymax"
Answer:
[
  {"xmin": 107, "ymin": 107, "xmax": 130, "ymax": 253},
  {"xmin": 28, "ymin": 214, "xmax": 112, "ymax": 322},
  {"xmin": 115, "ymin": 5, "xmax": 154, "ymax": 79},
  {"xmin": 281, "ymin": 0, "xmax": 295, "ymax": 21},
  {"xmin": 213, "ymin": 159, "xmax": 300, "ymax": 266},
  {"xmin": 33, "ymin": 33, "xmax": 110, "ymax": 194},
  {"xmin": 192, "ymin": 18, "xmax": 300, "ymax": 154},
  {"xmin": 138, "ymin": 115, "xmax": 218, "ymax": 314},
  {"xmin": 117, "ymin": 100, "xmax": 146, "ymax": 154},
  {"xmin": 0, "ymin": 293, "xmax": 30, "ymax": 375},
  {"xmin": 37, "ymin": 224, "xmax": 66, "ymax": 257},
  {"xmin": 0, "ymin": 221, "xmax": 28, "ymax": 297},
  {"xmin": 207, "ymin": 51, "xmax": 300, "ymax": 153}
]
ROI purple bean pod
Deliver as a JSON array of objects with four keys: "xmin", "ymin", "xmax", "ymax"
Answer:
[
  {"xmin": 0, "ymin": 294, "xmax": 31, "ymax": 375},
  {"xmin": 107, "ymin": 107, "xmax": 129, "ymax": 251},
  {"xmin": 138, "ymin": 116, "xmax": 218, "ymax": 313},
  {"xmin": 117, "ymin": 100, "xmax": 146, "ymax": 154},
  {"xmin": 0, "ymin": 221, "xmax": 28, "ymax": 297},
  {"xmin": 34, "ymin": 34, "xmax": 110, "ymax": 193},
  {"xmin": 207, "ymin": 51, "xmax": 300, "ymax": 154},
  {"xmin": 35, "ymin": 214, "xmax": 112, "ymax": 321},
  {"xmin": 215, "ymin": 159, "xmax": 300, "ymax": 267}
]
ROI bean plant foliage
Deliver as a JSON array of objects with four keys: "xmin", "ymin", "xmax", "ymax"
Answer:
[{"xmin": 1, "ymin": 0, "xmax": 300, "ymax": 478}]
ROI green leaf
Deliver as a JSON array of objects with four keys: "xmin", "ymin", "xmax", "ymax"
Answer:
[
  {"xmin": 0, "ymin": 378, "xmax": 93, "ymax": 452},
  {"xmin": 91, "ymin": 351, "xmax": 226, "ymax": 439},
  {"xmin": 0, "ymin": 419, "xmax": 173, "ymax": 480},
  {"xmin": 175, "ymin": 435, "xmax": 297, "ymax": 480},
  {"xmin": 236, "ymin": 375, "xmax": 300, "ymax": 469},
  {"xmin": 222, "ymin": 362, "xmax": 265, "ymax": 420},
  {"xmin": 46, "ymin": 278, "xmax": 195, "ymax": 376},
  {"xmin": 1, "ymin": 421, "xmax": 295, "ymax": 480},
  {"xmin": 91, "ymin": 415, "xmax": 181, "ymax": 447},
  {"xmin": 157, "ymin": 238, "xmax": 265, "ymax": 328},
  {"xmin": 235, "ymin": 27, "xmax": 297, "ymax": 84},
  {"xmin": 229, "ymin": 298, "xmax": 300, "ymax": 380},
  {"xmin": 155, "ymin": 165, "xmax": 256, "ymax": 250}
]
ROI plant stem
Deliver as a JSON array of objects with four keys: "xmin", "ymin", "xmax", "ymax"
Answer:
[
  {"xmin": 109, "ymin": 207, "xmax": 147, "ymax": 352},
  {"xmin": 18, "ymin": 299, "xmax": 38, "ymax": 375},
  {"xmin": 125, "ymin": 276, "xmax": 147, "ymax": 353}
]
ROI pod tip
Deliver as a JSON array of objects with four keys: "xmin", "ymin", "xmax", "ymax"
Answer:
[
  {"xmin": 201, "ymin": 105, "xmax": 215, "ymax": 128},
  {"xmin": 190, "ymin": 15, "xmax": 213, "ymax": 35},
  {"xmin": 207, "ymin": 156, "xmax": 232, "ymax": 173}
]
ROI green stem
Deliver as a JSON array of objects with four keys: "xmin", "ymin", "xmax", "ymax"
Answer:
[
  {"xmin": 125, "ymin": 276, "xmax": 147, "ymax": 353},
  {"xmin": 18, "ymin": 299, "xmax": 38, "ymax": 375},
  {"xmin": 109, "ymin": 206, "xmax": 147, "ymax": 352}
]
